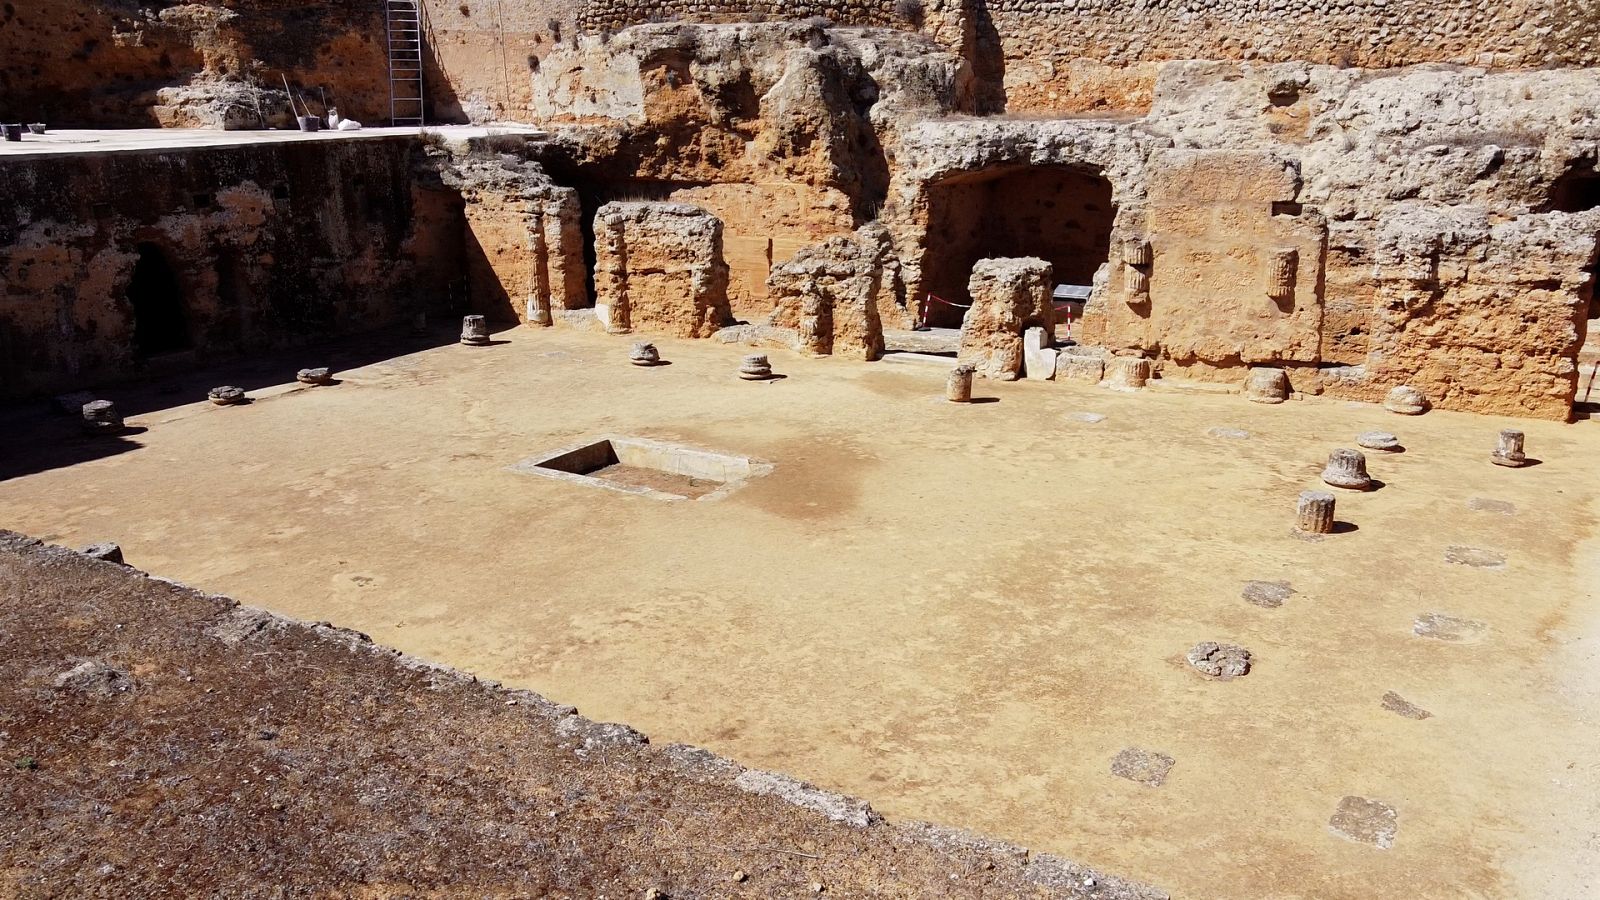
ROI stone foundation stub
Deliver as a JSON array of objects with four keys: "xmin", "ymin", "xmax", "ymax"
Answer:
[{"xmin": 958, "ymin": 257, "xmax": 1054, "ymax": 380}]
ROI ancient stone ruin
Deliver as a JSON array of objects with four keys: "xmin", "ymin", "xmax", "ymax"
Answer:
[{"xmin": 5, "ymin": 0, "xmax": 1600, "ymax": 896}]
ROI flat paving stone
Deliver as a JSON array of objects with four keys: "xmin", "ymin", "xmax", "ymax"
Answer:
[
  {"xmin": 1241, "ymin": 580, "xmax": 1295, "ymax": 608},
  {"xmin": 1329, "ymin": 796, "xmax": 1398, "ymax": 849},
  {"xmin": 1111, "ymin": 747, "xmax": 1175, "ymax": 787},
  {"xmin": 1444, "ymin": 545, "xmax": 1507, "ymax": 569},
  {"xmin": 1467, "ymin": 497, "xmax": 1517, "ymax": 516},
  {"xmin": 1413, "ymin": 613, "xmax": 1487, "ymax": 643},
  {"xmin": 1381, "ymin": 692, "xmax": 1432, "ymax": 720},
  {"xmin": 1207, "ymin": 426, "xmax": 1251, "ymax": 439},
  {"xmin": 1186, "ymin": 642, "xmax": 1252, "ymax": 679}
]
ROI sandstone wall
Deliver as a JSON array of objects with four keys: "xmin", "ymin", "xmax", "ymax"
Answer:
[
  {"xmin": 767, "ymin": 225, "xmax": 897, "ymax": 359},
  {"xmin": 880, "ymin": 60, "xmax": 1600, "ymax": 418},
  {"xmin": 593, "ymin": 202, "xmax": 732, "ymax": 337},
  {"xmin": 569, "ymin": 0, "xmax": 1600, "ymax": 115},
  {"xmin": 0, "ymin": 1, "xmax": 396, "ymax": 127},
  {"xmin": 0, "ymin": 138, "xmax": 443, "ymax": 399},
  {"xmin": 443, "ymin": 155, "xmax": 588, "ymax": 326},
  {"xmin": 1108, "ymin": 150, "xmax": 1328, "ymax": 368}
]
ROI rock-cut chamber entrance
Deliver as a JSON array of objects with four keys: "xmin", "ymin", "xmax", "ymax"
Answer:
[
  {"xmin": 920, "ymin": 165, "xmax": 1116, "ymax": 328},
  {"xmin": 126, "ymin": 242, "xmax": 190, "ymax": 357}
]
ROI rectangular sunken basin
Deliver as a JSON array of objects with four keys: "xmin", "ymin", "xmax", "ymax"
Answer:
[{"xmin": 510, "ymin": 436, "xmax": 772, "ymax": 501}]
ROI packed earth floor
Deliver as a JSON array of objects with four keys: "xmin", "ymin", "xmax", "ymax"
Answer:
[{"xmin": 3, "ymin": 325, "xmax": 1598, "ymax": 899}]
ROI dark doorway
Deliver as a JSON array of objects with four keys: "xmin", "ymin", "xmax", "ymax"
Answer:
[
  {"xmin": 127, "ymin": 243, "xmax": 190, "ymax": 357},
  {"xmin": 1548, "ymin": 161, "xmax": 1600, "ymax": 214},
  {"xmin": 920, "ymin": 165, "xmax": 1116, "ymax": 327}
]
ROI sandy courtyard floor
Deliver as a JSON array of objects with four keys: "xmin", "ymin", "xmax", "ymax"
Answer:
[{"xmin": 4, "ymin": 326, "xmax": 1599, "ymax": 898}]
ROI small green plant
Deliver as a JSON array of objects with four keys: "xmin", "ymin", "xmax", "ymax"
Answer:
[{"xmin": 14, "ymin": 756, "xmax": 37, "ymax": 770}]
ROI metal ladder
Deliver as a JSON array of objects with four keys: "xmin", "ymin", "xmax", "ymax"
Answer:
[{"xmin": 386, "ymin": 0, "xmax": 425, "ymax": 127}]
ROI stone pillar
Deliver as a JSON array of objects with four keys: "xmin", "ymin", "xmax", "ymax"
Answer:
[
  {"xmin": 1105, "ymin": 355, "xmax": 1151, "ymax": 391},
  {"xmin": 527, "ymin": 211, "xmax": 553, "ymax": 326},
  {"xmin": 460, "ymin": 315, "xmax": 490, "ymax": 346},
  {"xmin": 1056, "ymin": 350, "xmax": 1106, "ymax": 383},
  {"xmin": 1321, "ymin": 448, "xmax": 1373, "ymax": 490},
  {"xmin": 1267, "ymin": 248, "xmax": 1297, "ymax": 301},
  {"xmin": 739, "ymin": 354, "xmax": 773, "ymax": 380},
  {"xmin": 1122, "ymin": 238, "xmax": 1152, "ymax": 267},
  {"xmin": 594, "ymin": 212, "xmax": 630, "ymax": 334},
  {"xmin": 1492, "ymin": 429, "xmax": 1528, "ymax": 467},
  {"xmin": 1296, "ymin": 490, "xmax": 1336, "ymax": 534},
  {"xmin": 799, "ymin": 282, "xmax": 831, "ymax": 356},
  {"xmin": 1385, "ymin": 385, "xmax": 1428, "ymax": 415},
  {"xmin": 548, "ymin": 189, "xmax": 589, "ymax": 311},
  {"xmin": 1125, "ymin": 267, "xmax": 1150, "ymax": 299},
  {"xmin": 946, "ymin": 364, "xmax": 975, "ymax": 402},
  {"xmin": 1243, "ymin": 367, "xmax": 1289, "ymax": 403}
]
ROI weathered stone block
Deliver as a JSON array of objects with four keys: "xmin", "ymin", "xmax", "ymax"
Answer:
[
  {"xmin": 593, "ymin": 202, "xmax": 732, "ymax": 339},
  {"xmin": 958, "ymin": 258, "xmax": 1054, "ymax": 380}
]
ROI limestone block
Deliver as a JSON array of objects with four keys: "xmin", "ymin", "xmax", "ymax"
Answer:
[
  {"xmin": 80, "ymin": 400, "xmax": 124, "ymax": 435},
  {"xmin": 1022, "ymin": 327, "xmax": 1057, "ymax": 381},
  {"xmin": 593, "ymin": 202, "xmax": 732, "ymax": 339},
  {"xmin": 1384, "ymin": 386, "xmax": 1428, "ymax": 415},
  {"xmin": 208, "ymin": 386, "xmax": 246, "ymax": 405},
  {"xmin": 1243, "ymin": 367, "xmax": 1289, "ymax": 403},
  {"xmin": 1056, "ymin": 350, "xmax": 1107, "ymax": 383},
  {"xmin": 958, "ymin": 257, "xmax": 1054, "ymax": 380}
]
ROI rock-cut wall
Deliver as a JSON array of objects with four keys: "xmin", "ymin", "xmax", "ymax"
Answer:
[{"xmin": 0, "ymin": 138, "xmax": 454, "ymax": 399}]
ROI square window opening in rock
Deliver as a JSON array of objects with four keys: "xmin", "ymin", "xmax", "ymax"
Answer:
[{"xmin": 511, "ymin": 437, "xmax": 771, "ymax": 501}]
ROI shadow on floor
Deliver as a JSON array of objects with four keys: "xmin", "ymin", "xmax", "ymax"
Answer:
[{"xmin": 0, "ymin": 320, "xmax": 476, "ymax": 483}]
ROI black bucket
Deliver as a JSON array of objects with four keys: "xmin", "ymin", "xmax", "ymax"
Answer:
[
  {"xmin": 2, "ymin": 124, "xmax": 23, "ymax": 142},
  {"xmin": 296, "ymin": 115, "xmax": 322, "ymax": 133}
]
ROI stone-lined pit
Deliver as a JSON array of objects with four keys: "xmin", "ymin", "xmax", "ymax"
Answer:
[{"xmin": 512, "ymin": 436, "xmax": 772, "ymax": 501}]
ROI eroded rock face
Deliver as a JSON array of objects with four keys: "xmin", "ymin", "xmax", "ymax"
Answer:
[
  {"xmin": 594, "ymin": 202, "xmax": 733, "ymax": 338},
  {"xmin": 441, "ymin": 155, "xmax": 589, "ymax": 326},
  {"xmin": 534, "ymin": 23, "xmax": 973, "ymax": 204},
  {"xmin": 766, "ymin": 224, "xmax": 896, "ymax": 359},
  {"xmin": 958, "ymin": 257, "xmax": 1055, "ymax": 380},
  {"xmin": 879, "ymin": 62, "xmax": 1600, "ymax": 419}
]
